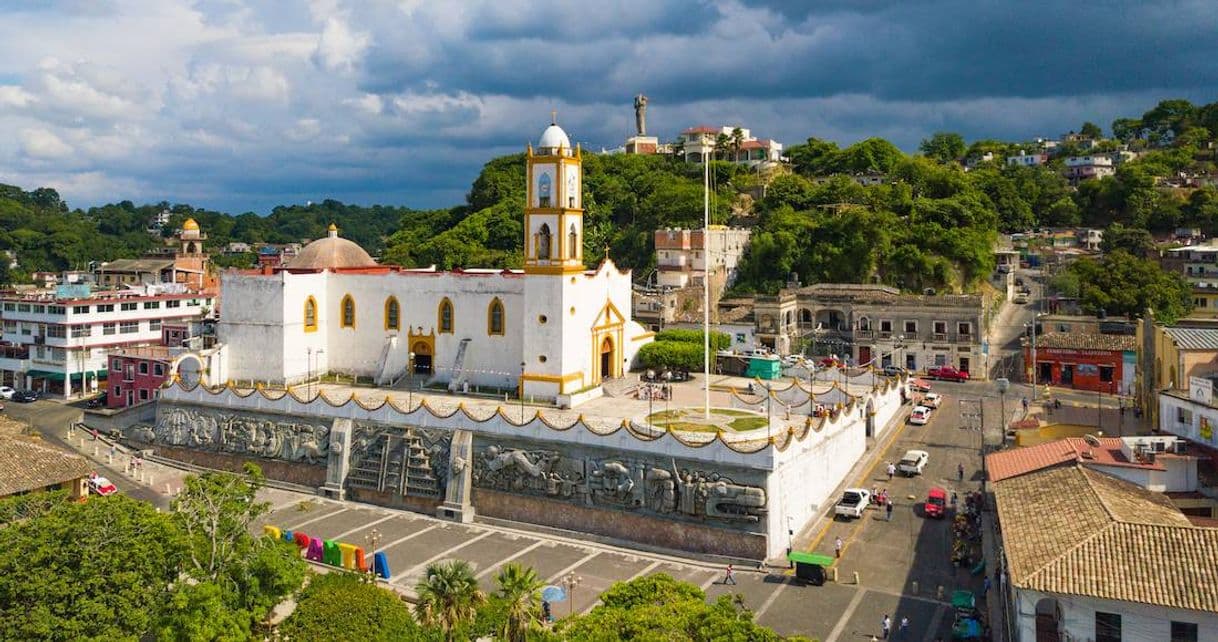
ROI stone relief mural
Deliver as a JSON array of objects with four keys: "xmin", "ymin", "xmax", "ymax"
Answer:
[
  {"xmin": 151, "ymin": 407, "xmax": 331, "ymax": 464},
  {"xmin": 470, "ymin": 443, "xmax": 768, "ymax": 527},
  {"xmin": 345, "ymin": 422, "xmax": 450, "ymax": 498}
]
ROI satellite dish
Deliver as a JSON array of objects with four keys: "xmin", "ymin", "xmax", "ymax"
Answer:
[{"xmin": 1083, "ymin": 433, "xmax": 1102, "ymax": 448}]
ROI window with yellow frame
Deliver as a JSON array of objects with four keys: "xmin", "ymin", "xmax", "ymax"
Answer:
[
  {"xmin": 303, "ymin": 296, "xmax": 318, "ymax": 333},
  {"xmin": 385, "ymin": 296, "xmax": 400, "ymax": 331},
  {"xmin": 438, "ymin": 298, "xmax": 454, "ymax": 334},
  {"xmin": 340, "ymin": 294, "xmax": 356, "ymax": 328},
  {"xmin": 488, "ymin": 298, "xmax": 505, "ymax": 335}
]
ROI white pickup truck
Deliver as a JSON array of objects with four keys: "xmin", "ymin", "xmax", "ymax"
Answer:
[
  {"xmin": 834, "ymin": 488, "xmax": 872, "ymax": 519},
  {"xmin": 898, "ymin": 450, "xmax": 929, "ymax": 476}
]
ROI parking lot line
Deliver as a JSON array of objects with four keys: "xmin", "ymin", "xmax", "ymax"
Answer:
[
  {"xmin": 393, "ymin": 530, "xmax": 494, "ymax": 585},
  {"xmin": 378, "ymin": 523, "xmax": 439, "ymax": 553},
  {"xmin": 545, "ymin": 550, "xmax": 600, "ymax": 584},
  {"xmin": 921, "ymin": 604, "xmax": 948, "ymax": 642},
  {"xmin": 475, "ymin": 540, "xmax": 546, "ymax": 580},
  {"xmin": 332, "ymin": 513, "xmax": 397, "ymax": 541},
  {"xmin": 824, "ymin": 586, "xmax": 867, "ymax": 642},
  {"xmin": 576, "ymin": 560, "xmax": 663, "ymax": 615},
  {"xmin": 283, "ymin": 507, "xmax": 349, "ymax": 531},
  {"xmin": 752, "ymin": 578, "xmax": 790, "ymax": 619},
  {"xmin": 700, "ymin": 573, "xmax": 721, "ymax": 591}
]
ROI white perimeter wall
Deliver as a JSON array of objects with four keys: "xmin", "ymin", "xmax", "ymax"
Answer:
[
  {"xmin": 1014, "ymin": 588, "xmax": 1218, "ymax": 642},
  {"xmin": 764, "ymin": 382, "xmax": 903, "ymax": 558}
]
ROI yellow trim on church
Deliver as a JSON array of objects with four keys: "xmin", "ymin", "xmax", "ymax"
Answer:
[
  {"xmin": 384, "ymin": 296, "xmax": 400, "ymax": 331},
  {"xmin": 438, "ymin": 297, "xmax": 454, "ymax": 334},
  {"xmin": 487, "ymin": 297, "xmax": 505, "ymax": 336},
  {"xmin": 303, "ymin": 296, "xmax": 318, "ymax": 333},
  {"xmin": 339, "ymin": 294, "xmax": 356, "ymax": 329},
  {"xmin": 520, "ymin": 371, "xmax": 584, "ymax": 394}
]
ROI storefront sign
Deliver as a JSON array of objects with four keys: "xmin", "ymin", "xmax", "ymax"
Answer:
[{"xmin": 1190, "ymin": 376, "xmax": 1214, "ymax": 406}]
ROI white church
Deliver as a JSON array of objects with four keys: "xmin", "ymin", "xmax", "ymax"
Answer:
[{"xmin": 217, "ymin": 121, "xmax": 652, "ymax": 402}]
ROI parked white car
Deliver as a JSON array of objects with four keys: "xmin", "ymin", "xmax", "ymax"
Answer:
[
  {"xmin": 898, "ymin": 450, "xmax": 929, "ymax": 476},
  {"xmin": 921, "ymin": 392, "xmax": 942, "ymax": 409},
  {"xmin": 908, "ymin": 406, "xmax": 932, "ymax": 425},
  {"xmin": 834, "ymin": 488, "xmax": 872, "ymax": 519},
  {"xmin": 0, "ymin": 386, "xmax": 14, "ymax": 400}
]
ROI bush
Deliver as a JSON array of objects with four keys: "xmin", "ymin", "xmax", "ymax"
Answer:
[
  {"xmin": 277, "ymin": 572, "xmax": 422, "ymax": 642},
  {"xmin": 654, "ymin": 329, "xmax": 730, "ymax": 350},
  {"xmin": 637, "ymin": 341, "xmax": 705, "ymax": 370}
]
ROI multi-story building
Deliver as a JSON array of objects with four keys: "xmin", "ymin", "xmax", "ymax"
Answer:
[
  {"xmin": 677, "ymin": 126, "xmax": 782, "ymax": 166},
  {"xmin": 0, "ymin": 286, "xmax": 215, "ymax": 397},
  {"xmin": 1006, "ymin": 151, "xmax": 1048, "ymax": 167},
  {"xmin": 106, "ymin": 345, "xmax": 173, "ymax": 408},
  {"xmin": 1164, "ymin": 243, "xmax": 1218, "ymax": 317},
  {"xmin": 1064, "ymin": 155, "xmax": 1115, "ymax": 184},
  {"xmin": 96, "ymin": 218, "xmax": 213, "ymax": 291},
  {"xmin": 1023, "ymin": 331, "xmax": 1136, "ymax": 394},
  {"xmin": 751, "ymin": 283, "xmax": 988, "ymax": 377},
  {"xmin": 654, "ymin": 227, "xmax": 751, "ymax": 289}
]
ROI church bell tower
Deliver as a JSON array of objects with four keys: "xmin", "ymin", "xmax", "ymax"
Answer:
[{"xmin": 524, "ymin": 119, "xmax": 584, "ymax": 274}]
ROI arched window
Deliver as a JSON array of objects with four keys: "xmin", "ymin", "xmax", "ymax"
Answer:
[
  {"xmin": 537, "ymin": 223, "xmax": 552, "ymax": 260},
  {"xmin": 569, "ymin": 223, "xmax": 579, "ymax": 259},
  {"xmin": 488, "ymin": 298, "xmax": 505, "ymax": 336},
  {"xmin": 384, "ymin": 296, "xmax": 400, "ymax": 331},
  {"xmin": 304, "ymin": 296, "xmax": 318, "ymax": 333},
  {"xmin": 538, "ymin": 173, "xmax": 551, "ymax": 208},
  {"xmin": 438, "ymin": 298, "xmax": 454, "ymax": 334},
  {"xmin": 340, "ymin": 294, "xmax": 355, "ymax": 328}
]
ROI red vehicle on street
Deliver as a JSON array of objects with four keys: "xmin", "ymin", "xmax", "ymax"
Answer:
[
  {"xmin": 924, "ymin": 487, "xmax": 947, "ymax": 518},
  {"xmin": 927, "ymin": 366, "xmax": 970, "ymax": 382}
]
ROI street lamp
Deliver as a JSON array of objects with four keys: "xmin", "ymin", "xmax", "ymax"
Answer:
[
  {"xmin": 662, "ymin": 370, "xmax": 672, "ymax": 418},
  {"xmin": 519, "ymin": 361, "xmax": 527, "ymax": 422},
  {"xmin": 408, "ymin": 351, "xmax": 415, "ymax": 408},
  {"xmin": 645, "ymin": 369, "xmax": 655, "ymax": 427},
  {"xmin": 307, "ymin": 347, "xmax": 324, "ymax": 398},
  {"xmin": 562, "ymin": 572, "xmax": 582, "ymax": 616},
  {"xmin": 364, "ymin": 527, "xmax": 381, "ymax": 580}
]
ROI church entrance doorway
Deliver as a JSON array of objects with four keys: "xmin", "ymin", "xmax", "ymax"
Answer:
[
  {"xmin": 412, "ymin": 341, "xmax": 433, "ymax": 375},
  {"xmin": 600, "ymin": 337, "xmax": 615, "ymax": 381}
]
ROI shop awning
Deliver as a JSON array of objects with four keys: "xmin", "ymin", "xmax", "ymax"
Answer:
[{"xmin": 25, "ymin": 369, "xmax": 108, "ymax": 382}]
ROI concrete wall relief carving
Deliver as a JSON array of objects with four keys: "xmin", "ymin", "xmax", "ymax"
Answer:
[
  {"xmin": 470, "ymin": 443, "xmax": 768, "ymax": 527},
  {"xmin": 345, "ymin": 423, "xmax": 449, "ymax": 499},
  {"xmin": 151, "ymin": 407, "xmax": 330, "ymax": 464}
]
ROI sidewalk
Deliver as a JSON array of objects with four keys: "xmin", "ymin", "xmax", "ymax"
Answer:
[{"xmin": 58, "ymin": 425, "xmax": 190, "ymax": 506}]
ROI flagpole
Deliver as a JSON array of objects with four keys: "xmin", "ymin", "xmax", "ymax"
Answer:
[{"xmin": 703, "ymin": 151, "xmax": 711, "ymax": 420}]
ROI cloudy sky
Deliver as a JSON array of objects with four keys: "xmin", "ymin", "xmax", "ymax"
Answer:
[{"xmin": 0, "ymin": 1, "xmax": 1215, "ymax": 214}]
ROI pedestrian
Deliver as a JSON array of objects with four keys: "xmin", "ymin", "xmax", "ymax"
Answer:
[
  {"xmin": 835, "ymin": 536, "xmax": 843, "ymax": 558},
  {"xmin": 1021, "ymin": 396, "xmax": 1028, "ymax": 412},
  {"xmin": 542, "ymin": 600, "xmax": 552, "ymax": 623},
  {"xmin": 109, "ymin": 444, "xmax": 117, "ymax": 458},
  {"xmin": 723, "ymin": 563, "xmax": 736, "ymax": 585},
  {"xmin": 950, "ymin": 490, "xmax": 958, "ymax": 507},
  {"xmin": 886, "ymin": 462, "xmax": 895, "ymax": 480},
  {"xmin": 899, "ymin": 617, "xmax": 909, "ymax": 638},
  {"xmin": 886, "ymin": 501, "xmax": 894, "ymax": 521},
  {"xmin": 957, "ymin": 462, "xmax": 964, "ymax": 481},
  {"xmin": 91, "ymin": 427, "xmax": 99, "ymax": 441},
  {"xmin": 881, "ymin": 614, "xmax": 891, "ymax": 639},
  {"xmin": 983, "ymin": 575, "xmax": 992, "ymax": 594}
]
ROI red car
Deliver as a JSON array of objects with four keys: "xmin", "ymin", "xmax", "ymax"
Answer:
[
  {"xmin": 927, "ymin": 366, "xmax": 970, "ymax": 382},
  {"xmin": 924, "ymin": 487, "xmax": 947, "ymax": 518},
  {"xmin": 87, "ymin": 474, "xmax": 118, "ymax": 497}
]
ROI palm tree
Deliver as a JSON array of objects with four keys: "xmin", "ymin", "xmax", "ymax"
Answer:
[
  {"xmin": 415, "ymin": 559, "xmax": 486, "ymax": 642},
  {"xmin": 714, "ymin": 133, "xmax": 731, "ymax": 161},
  {"xmin": 495, "ymin": 562, "xmax": 543, "ymax": 642},
  {"xmin": 730, "ymin": 127, "xmax": 745, "ymax": 162}
]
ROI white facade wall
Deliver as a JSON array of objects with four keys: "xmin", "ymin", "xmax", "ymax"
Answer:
[
  {"xmin": 1014, "ymin": 588, "xmax": 1218, "ymax": 642},
  {"xmin": 219, "ymin": 272, "xmax": 292, "ymax": 383},
  {"xmin": 1160, "ymin": 393, "xmax": 1218, "ymax": 452}
]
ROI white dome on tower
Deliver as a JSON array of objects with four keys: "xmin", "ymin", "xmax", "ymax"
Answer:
[{"xmin": 538, "ymin": 123, "xmax": 571, "ymax": 152}]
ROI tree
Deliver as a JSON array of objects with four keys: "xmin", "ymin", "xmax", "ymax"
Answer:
[
  {"xmin": 918, "ymin": 132, "xmax": 966, "ymax": 164},
  {"xmin": 1067, "ymin": 250, "xmax": 1193, "ymax": 322},
  {"xmin": 729, "ymin": 127, "xmax": 745, "ymax": 162},
  {"xmin": 556, "ymin": 574, "xmax": 809, "ymax": 641},
  {"xmin": 0, "ymin": 495, "xmax": 185, "ymax": 641},
  {"xmin": 1141, "ymin": 99, "xmax": 1197, "ymax": 145},
  {"xmin": 1079, "ymin": 121, "xmax": 1103, "ymax": 139},
  {"xmin": 172, "ymin": 464, "xmax": 305, "ymax": 629},
  {"xmin": 155, "ymin": 581, "xmax": 252, "ymax": 642},
  {"xmin": 1111, "ymin": 117, "xmax": 1144, "ymax": 143},
  {"xmin": 1100, "ymin": 223, "xmax": 1156, "ymax": 257},
  {"xmin": 278, "ymin": 572, "xmax": 422, "ymax": 642},
  {"xmin": 494, "ymin": 563, "xmax": 543, "ymax": 642},
  {"xmin": 415, "ymin": 560, "xmax": 486, "ymax": 642}
]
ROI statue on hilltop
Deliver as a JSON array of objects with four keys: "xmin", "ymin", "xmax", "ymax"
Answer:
[{"xmin": 633, "ymin": 94, "xmax": 648, "ymax": 136}]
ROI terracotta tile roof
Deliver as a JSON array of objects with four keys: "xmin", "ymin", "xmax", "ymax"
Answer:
[
  {"xmin": 1033, "ymin": 332, "xmax": 1137, "ymax": 351},
  {"xmin": 987, "ymin": 437, "xmax": 1163, "ymax": 482},
  {"xmin": 995, "ymin": 465, "xmax": 1218, "ymax": 612},
  {"xmin": 0, "ymin": 437, "xmax": 92, "ymax": 496}
]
